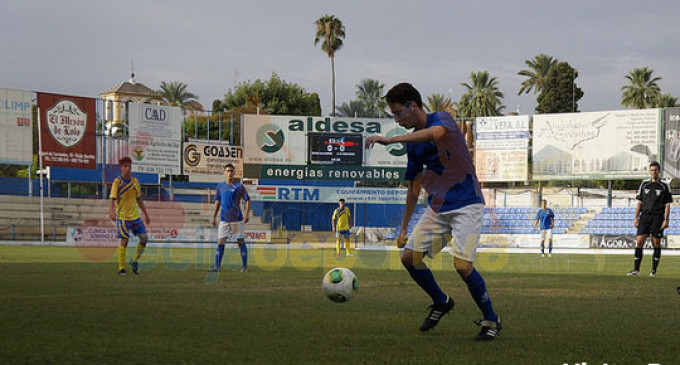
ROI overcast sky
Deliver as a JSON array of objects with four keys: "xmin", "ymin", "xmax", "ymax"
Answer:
[{"xmin": 2, "ymin": 0, "xmax": 679, "ymax": 116}]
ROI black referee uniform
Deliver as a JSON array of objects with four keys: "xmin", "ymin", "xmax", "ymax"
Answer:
[
  {"xmin": 635, "ymin": 179, "xmax": 672, "ymax": 238},
  {"xmin": 630, "ymin": 178, "xmax": 672, "ymax": 276}
]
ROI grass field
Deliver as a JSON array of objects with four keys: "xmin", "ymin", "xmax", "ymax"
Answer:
[{"xmin": 1, "ymin": 245, "xmax": 679, "ymax": 365}]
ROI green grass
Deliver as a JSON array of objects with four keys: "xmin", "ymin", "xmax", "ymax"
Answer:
[{"xmin": 1, "ymin": 246, "xmax": 679, "ymax": 364}]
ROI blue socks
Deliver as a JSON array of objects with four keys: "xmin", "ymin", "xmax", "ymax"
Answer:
[
  {"xmin": 239, "ymin": 241, "xmax": 248, "ymax": 269},
  {"xmin": 406, "ymin": 265, "xmax": 447, "ymax": 305},
  {"xmin": 215, "ymin": 242, "xmax": 248, "ymax": 269},
  {"xmin": 215, "ymin": 244, "xmax": 225, "ymax": 268},
  {"xmin": 464, "ymin": 268, "xmax": 498, "ymax": 322}
]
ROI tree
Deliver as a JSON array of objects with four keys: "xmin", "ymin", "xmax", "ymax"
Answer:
[
  {"xmin": 336, "ymin": 100, "xmax": 368, "ymax": 118},
  {"xmin": 458, "ymin": 71, "xmax": 505, "ymax": 118},
  {"xmin": 218, "ymin": 73, "xmax": 321, "ymax": 116},
  {"xmin": 621, "ymin": 67, "xmax": 661, "ymax": 109},
  {"xmin": 314, "ymin": 15, "xmax": 345, "ymax": 117},
  {"xmin": 518, "ymin": 53, "xmax": 559, "ymax": 95},
  {"xmin": 355, "ymin": 78, "xmax": 388, "ymax": 118},
  {"xmin": 157, "ymin": 81, "xmax": 203, "ymax": 111},
  {"xmin": 653, "ymin": 93, "xmax": 678, "ymax": 108},
  {"xmin": 536, "ymin": 62, "xmax": 583, "ymax": 114},
  {"xmin": 425, "ymin": 93, "xmax": 457, "ymax": 116}
]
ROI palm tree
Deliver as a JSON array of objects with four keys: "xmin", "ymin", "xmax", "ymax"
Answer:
[
  {"xmin": 314, "ymin": 15, "xmax": 345, "ymax": 117},
  {"xmin": 355, "ymin": 78, "xmax": 388, "ymax": 117},
  {"xmin": 425, "ymin": 93, "xmax": 457, "ymax": 116},
  {"xmin": 458, "ymin": 71, "xmax": 505, "ymax": 118},
  {"xmin": 621, "ymin": 67, "xmax": 661, "ymax": 109},
  {"xmin": 336, "ymin": 100, "xmax": 368, "ymax": 118},
  {"xmin": 652, "ymin": 93, "xmax": 677, "ymax": 108},
  {"xmin": 518, "ymin": 54, "xmax": 559, "ymax": 95},
  {"xmin": 157, "ymin": 81, "xmax": 203, "ymax": 111}
]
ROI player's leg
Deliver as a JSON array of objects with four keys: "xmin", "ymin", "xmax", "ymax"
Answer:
[
  {"xmin": 344, "ymin": 232, "xmax": 352, "ymax": 256},
  {"xmin": 547, "ymin": 229, "xmax": 553, "ymax": 257},
  {"xmin": 130, "ymin": 218, "xmax": 148, "ymax": 274},
  {"xmin": 402, "ymin": 208, "xmax": 453, "ymax": 331},
  {"xmin": 335, "ymin": 231, "xmax": 341, "ymax": 257},
  {"xmin": 540, "ymin": 229, "xmax": 545, "ymax": 255},
  {"xmin": 237, "ymin": 221, "xmax": 248, "ymax": 271},
  {"xmin": 450, "ymin": 203, "xmax": 501, "ymax": 340},
  {"xmin": 209, "ymin": 221, "xmax": 228, "ymax": 271},
  {"xmin": 650, "ymin": 216, "xmax": 663, "ymax": 276},
  {"xmin": 116, "ymin": 219, "xmax": 130, "ymax": 275}
]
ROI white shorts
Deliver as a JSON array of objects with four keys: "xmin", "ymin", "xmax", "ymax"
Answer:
[
  {"xmin": 405, "ymin": 203, "xmax": 483, "ymax": 262},
  {"xmin": 218, "ymin": 221, "xmax": 245, "ymax": 241},
  {"xmin": 539, "ymin": 229, "xmax": 553, "ymax": 241}
]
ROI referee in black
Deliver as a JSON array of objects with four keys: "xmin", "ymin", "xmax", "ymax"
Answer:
[{"xmin": 627, "ymin": 161, "xmax": 672, "ymax": 277}]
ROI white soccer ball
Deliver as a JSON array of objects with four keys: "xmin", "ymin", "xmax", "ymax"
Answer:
[{"xmin": 322, "ymin": 267, "xmax": 358, "ymax": 303}]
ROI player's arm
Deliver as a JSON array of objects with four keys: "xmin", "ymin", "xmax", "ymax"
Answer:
[
  {"xmin": 136, "ymin": 197, "xmax": 150, "ymax": 225},
  {"xmin": 243, "ymin": 199, "xmax": 250, "ymax": 224},
  {"xmin": 331, "ymin": 211, "xmax": 336, "ymax": 232},
  {"xmin": 398, "ymin": 176, "xmax": 422, "ymax": 247},
  {"xmin": 550, "ymin": 214, "xmax": 554, "ymax": 230},
  {"xmin": 365, "ymin": 125, "xmax": 446, "ymax": 148},
  {"xmin": 534, "ymin": 211, "xmax": 539, "ymax": 229},
  {"xmin": 663, "ymin": 203, "xmax": 671, "ymax": 229},
  {"xmin": 348, "ymin": 209, "xmax": 352, "ymax": 230},
  {"xmin": 212, "ymin": 200, "xmax": 221, "ymax": 227},
  {"xmin": 634, "ymin": 201, "xmax": 642, "ymax": 227},
  {"xmin": 109, "ymin": 198, "xmax": 117, "ymax": 220}
]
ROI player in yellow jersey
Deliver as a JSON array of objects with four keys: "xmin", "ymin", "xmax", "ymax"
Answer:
[
  {"xmin": 331, "ymin": 199, "xmax": 353, "ymax": 257},
  {"xmin": 108, "ymin": 157, "xmax": 151, "ymax": 276}
]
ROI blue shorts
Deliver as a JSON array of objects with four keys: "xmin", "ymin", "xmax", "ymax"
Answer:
[
  {"xmin": 116, "ymin": 218, "xmax": 147, "ymax": 239},
  {"xmin": 335, "ymin": 230, "xmax": 351, "ymax": 239}
]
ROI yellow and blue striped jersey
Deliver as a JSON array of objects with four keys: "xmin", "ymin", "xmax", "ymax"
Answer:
[
  {"xmin": 332, "ymin": 207, "xmax": 351, "ymax": 231},
  {"xmin": 110, "ymin": 176, "xmax": 141, "ymax": 220}
]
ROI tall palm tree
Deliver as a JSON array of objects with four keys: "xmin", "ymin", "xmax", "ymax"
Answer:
[
  {"xmin": 157, "ymin": 81, "xmax": 202, "ymax": 111},
  {"xmin": 518, "ymin": 53, "xmax": 559, "ymax": 95},
  {"xmin": 425, "ymin": 93, "xmax": 457, "ymax": 116},
  {"xmin": 653, "ymin": 93, "xmax": 678, "ymax": 108},
  {"xmin": 355, "ymin": 78, "xmax": 388, "ymax": 118},
  {"xmin": 458, "ymin": 71, "xmax": 505, "ymax": 118},
  {"xmin": 621, "ymin": 67, "xmax": 662, "ymax": 109},
  {"xmin": 314, "ymin": 15, "xmax": 345, "ymax": 117}
]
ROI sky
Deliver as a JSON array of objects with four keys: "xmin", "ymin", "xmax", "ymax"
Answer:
[{"xmin": 2, "ymin": 0, "xmax": 679, "ymax": 116}]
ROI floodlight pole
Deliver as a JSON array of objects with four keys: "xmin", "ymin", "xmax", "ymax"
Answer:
[{"xmin": 37, "ymin": 108, "xmax": 44, "ymax": 244}]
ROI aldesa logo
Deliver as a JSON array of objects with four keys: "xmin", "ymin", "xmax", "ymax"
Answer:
[
  {"xmin": 385, "ymin": 127, "xmax": 407, "ymax": 157},
  {"xmin": 257, "ymin": 124, "xmax": 285, "ymax": 153}
]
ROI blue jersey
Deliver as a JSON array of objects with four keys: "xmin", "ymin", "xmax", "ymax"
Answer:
[
  {"xmin": 535, "ymin": 209, "xmax": 554, "ymax": 230},
  {"xmin": 404, "ymin": 111, "xmax": 484, "ymax": 213},
  {"xmin": 215, "ymin": 181, "xmax": 250, "ymax": 222}
]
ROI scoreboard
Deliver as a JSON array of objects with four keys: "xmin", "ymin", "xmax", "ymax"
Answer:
[{"xmin": 308, "ymin": 132, "xmax": 363, "ymax": 165}]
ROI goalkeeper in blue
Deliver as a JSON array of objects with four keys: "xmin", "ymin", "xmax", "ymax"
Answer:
[
  {"xmin": 208, "ymin": 164, "xmax": 251, "ymax": 273},
  {"xmin": 365, "ymin": 83, "xmax": 501, "ymax": 341}
]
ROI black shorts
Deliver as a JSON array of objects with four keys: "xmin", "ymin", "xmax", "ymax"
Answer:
[{"xmin": 637, "ymin": 213, "xmax": 664, "ymax": 238}]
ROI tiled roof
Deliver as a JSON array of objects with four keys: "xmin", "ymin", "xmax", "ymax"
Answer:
[{"xmin": 102, "ymin": 81, "xmax": 159, "ymax": 97}]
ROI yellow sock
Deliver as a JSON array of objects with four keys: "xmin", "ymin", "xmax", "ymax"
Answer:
[
  {"xmin": 345, "ymin": 239, "xmax": 351, "ymax": 254},
  {"xmin": 335, "ymin": 238, "xmax": 341, "ymax": 255},
  {"xmin": 117, "ymin": 246, "xmax": 126, "ymax": 271},
  {"xmin": 133, "ymin": 245, "xmax": 145, "ymax": 262}
]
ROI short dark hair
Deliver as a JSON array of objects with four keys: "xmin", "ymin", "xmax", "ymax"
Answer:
[
  {"xmin": 119, "ymin": 157, "xmax": 132, "ymax": 166},
  {"xmin": 224, "ymin": 163, "xmax": 235, "ymax": 170},
  {"xmin": 339, "ymin": 198, "xmax": 345, "ymax": 202},
  {"xmin": 384, "ymin": 83, "xmax": 423, "ymax": 108},
  {"xmin": 650, "ymin": 161, "xmax": 660, "ymax": 169}
]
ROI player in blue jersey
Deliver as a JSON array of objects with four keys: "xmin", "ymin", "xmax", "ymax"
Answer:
[
  {"xmin": 365, "ymin": 83, "xmax": 501, "ymax": 341},
  {"xmin": 208, "ymin": 163, "xmax": 251, "ymax": 273},
  {"xmin": 534, "ymin": 199, "xmax": 555, "ymax": 257}
]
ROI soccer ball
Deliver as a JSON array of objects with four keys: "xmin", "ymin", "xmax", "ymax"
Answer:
[{"xmin": 322, "ymin": 267, "xmax": 358, "ymax": 303}]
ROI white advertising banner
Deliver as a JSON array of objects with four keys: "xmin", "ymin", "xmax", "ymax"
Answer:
[
  {"xmin": 475, "ymin": 115, "xmax": 529, "ymax": 182},
  {"xmin": 0, "ymin": 88, "xmax": 33, "ymax": 165},
  {"xmin": 249, "ymin": 185, "xmax": 410, "ymax": 204},
  {"xmin": 243, "ymin": 114, "xmax": 407, "ymax": 167},
  {"xmin": 479, "ymin": 234, "xmax": 589, "ymax": 249},
  {"xmin": 183, "ymin": 141, "xmax": 243, "ymax": 182},
  {"xmin": 533, "ymin": 109, "xmax": 661, "ymax": 180},
  {"xmin": 128, "ymin": 103, "xmax": 182, "ymax": 174},
  {"xmin": 67, "ymin": 226, "xmax": 271, "ymax": 246}
]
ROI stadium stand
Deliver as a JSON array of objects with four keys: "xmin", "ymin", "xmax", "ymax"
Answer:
[{"xmin": 581, "ymin": 206, "xmax": 680, "ymax": 235}]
